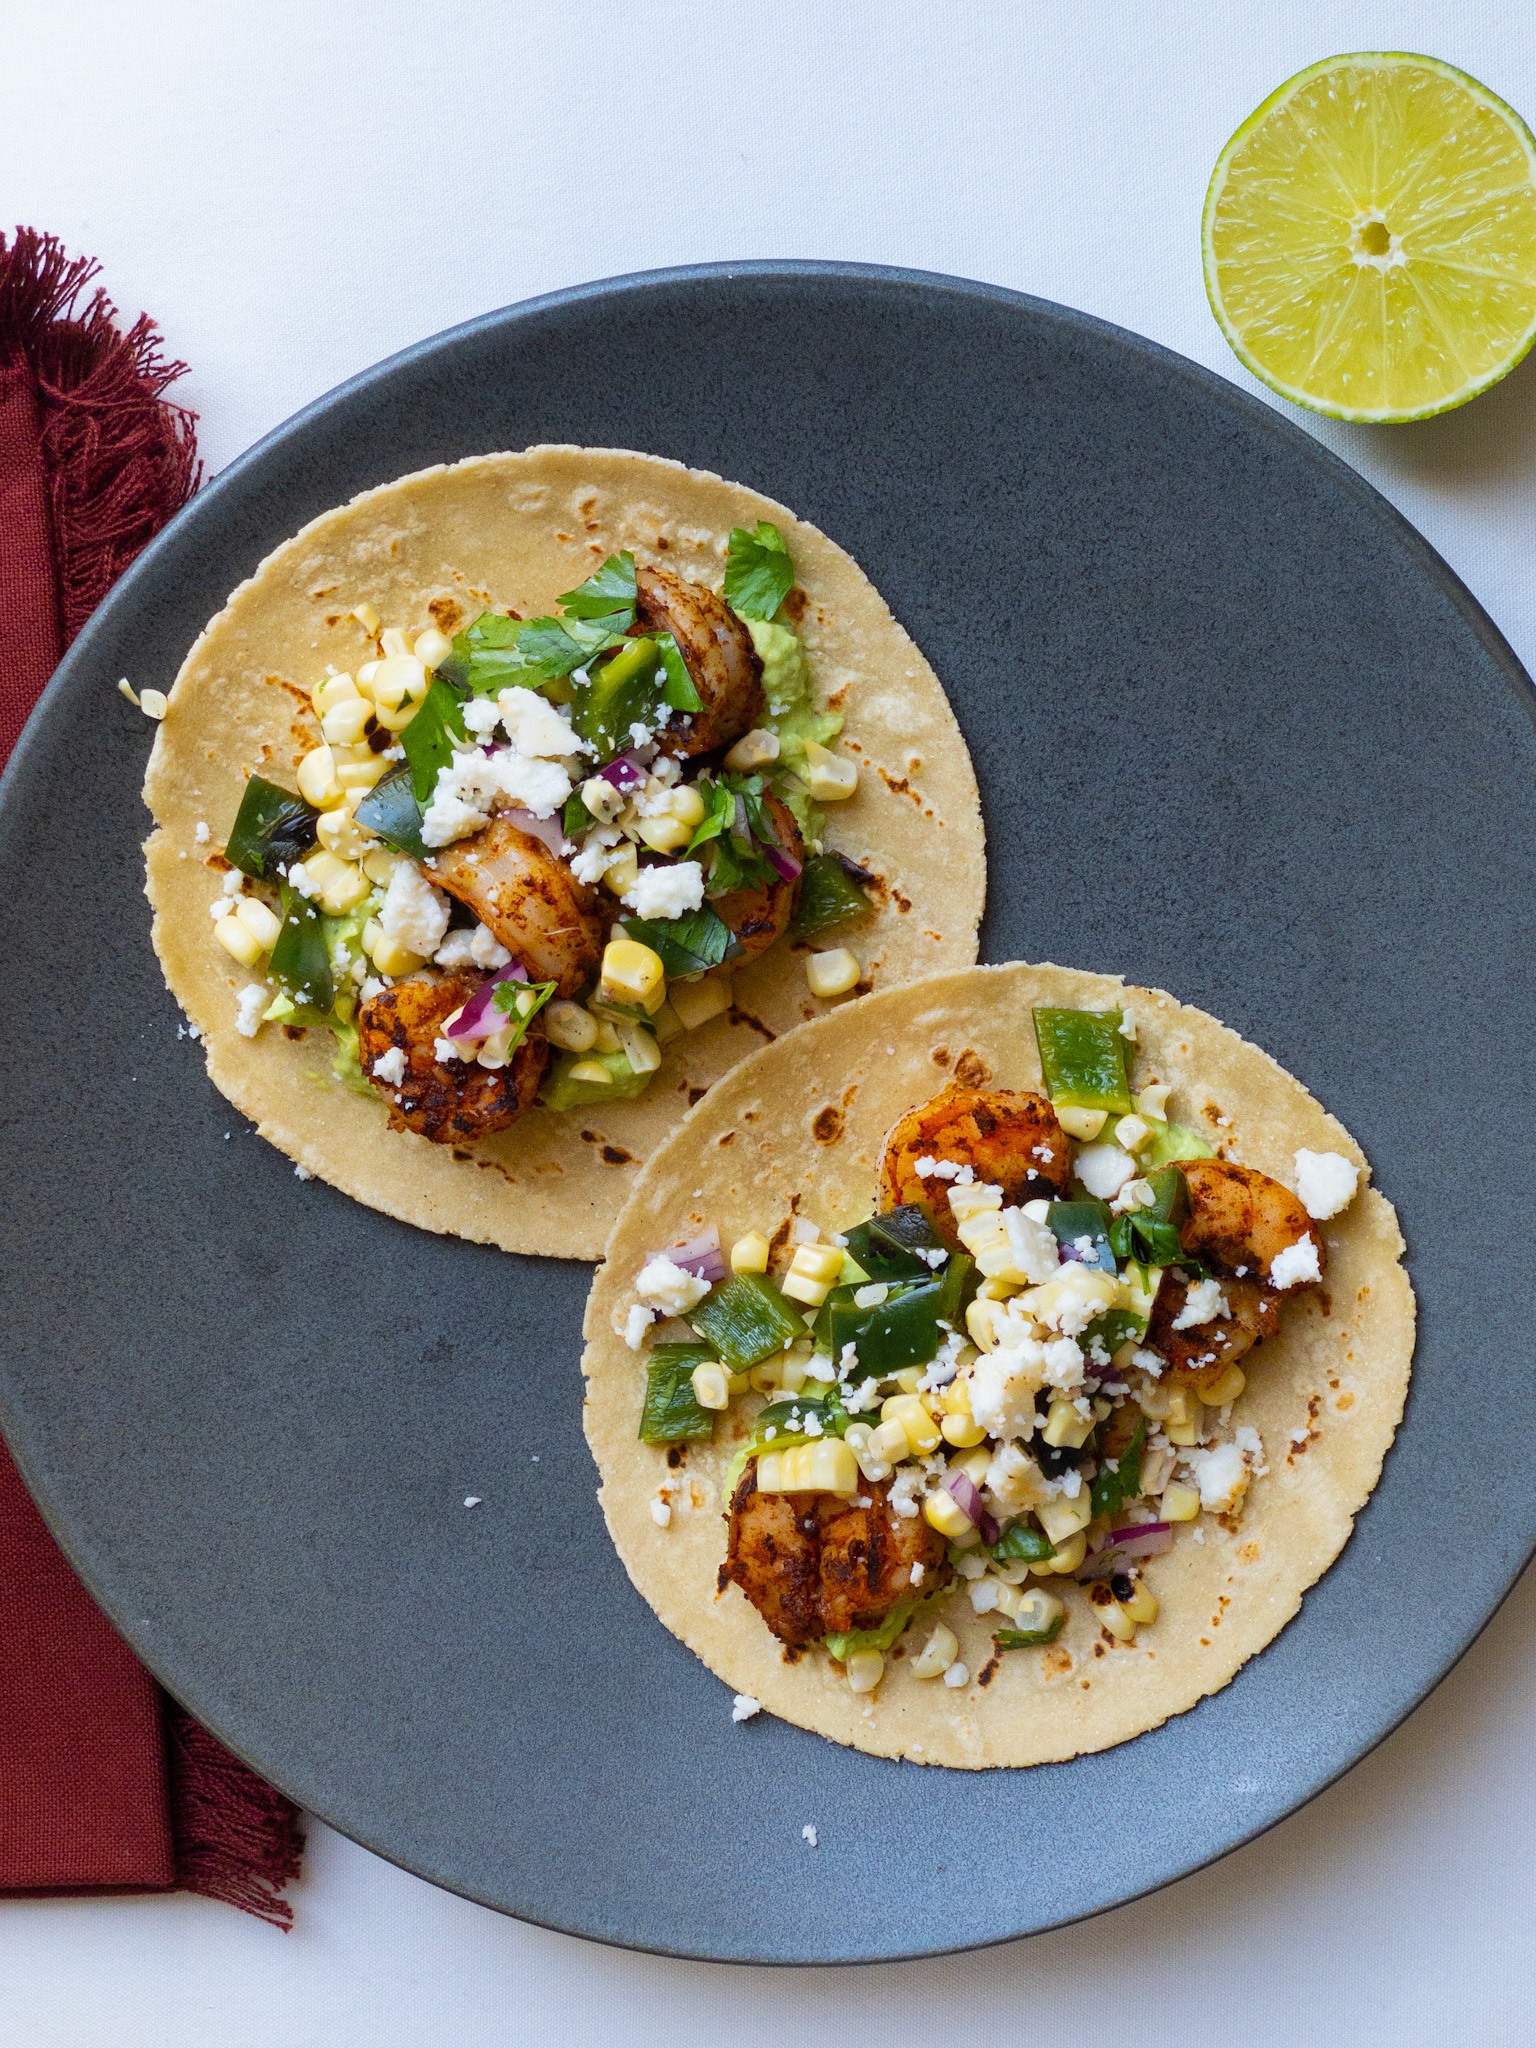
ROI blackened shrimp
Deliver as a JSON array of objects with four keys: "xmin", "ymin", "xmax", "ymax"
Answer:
[
  {"xmin": 428, "ymin": 815, "xmax": 605, "ymax": 998},
  {"xmin": 880, "ymin": 1086, "xmax": 1073, "ymax": 1245},
  {"xmin": 356, "ymin": 968, "xmax": 546, "ymax": 1143},
  {"xmin": 635, "ymin": 562, "xmax": 765, "ymax": 761}
]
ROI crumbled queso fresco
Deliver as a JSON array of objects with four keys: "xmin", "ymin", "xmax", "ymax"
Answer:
[{"xmin": 627, "ymin": 1005, "xmax": 1365, "ymax": 1696}]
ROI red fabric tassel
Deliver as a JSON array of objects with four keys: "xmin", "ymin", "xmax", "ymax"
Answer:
[{"xmin": 0, "ymin": 227, "xmax": 302, "ymax": 1927}]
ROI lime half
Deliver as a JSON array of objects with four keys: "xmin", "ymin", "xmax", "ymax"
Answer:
[{"xmin": 1203, "ymin": 53, "xmax": 1536, "ymax": 422}]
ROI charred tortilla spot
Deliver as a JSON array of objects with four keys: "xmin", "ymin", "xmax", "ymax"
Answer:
[{"xmin": 812, "ymin": 1106, "xmax": 844, "ymax": 1143}]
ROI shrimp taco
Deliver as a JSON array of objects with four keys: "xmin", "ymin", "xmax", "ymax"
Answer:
[
  {"xmin": 143, "ymin": 448, "xmax": 983, "ymax": 1258},
  {"xmin": 582, "ymin": 963, "xmax": 1414, "ymax": 1767}
]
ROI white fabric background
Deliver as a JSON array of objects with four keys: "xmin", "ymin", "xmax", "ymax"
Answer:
[{"xmin": 3, "ymin": 2, "xmax": 1534, "ymax": 2039}]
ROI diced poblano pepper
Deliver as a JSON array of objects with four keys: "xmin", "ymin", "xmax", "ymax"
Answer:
[
  {"xmin": 1033, "ymin": 1006, "xmax": 1134, "ymax": 1113},
  {"xmin": 640, "ymin": 1342, "xmax": 718, "ymax": 1445},
  {"xmin": 688, "ymin": 1272, "xmax": 806, "ymax": 1370}
]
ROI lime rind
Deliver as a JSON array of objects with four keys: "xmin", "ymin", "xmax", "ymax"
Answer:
[{"xmin": 1202, "ymin": 51, "xmax": 1536, "ymax": 423}]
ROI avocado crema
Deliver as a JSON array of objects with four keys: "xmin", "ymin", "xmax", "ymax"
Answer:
[
  {"xmin": 624, "ymin": 1006, "xmax": 1361, "ymax": 1694},
  {"xmin": 208, "ymin": 523, "xmax": 872, "ymax": 1143}
]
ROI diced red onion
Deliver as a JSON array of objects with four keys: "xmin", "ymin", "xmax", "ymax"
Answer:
[
  {"xmin": 1074, "ymin": 1520, "xmax": 1175, "ymax": 1580},
  {"xmin": 655, "ymin": 1225, "xmax": 727, "ymax": 1285},
  {"xmin": 946, "ymin": 1471, "xmax": 985, "ymax": 1529},
  {"xmin": 603, "ymin": 751, "xmax": 648, "ymax": 792},
  {"xmin": 446, "ymin": 961, "xmax": 527, "ymax": 1042},
  {"xmin": 504, "ymin": 807, "xmax": 567, "ymax": 856},
  {"xmin": 762, "ymin": 841, "xmax": 802, "ymax": 884}
]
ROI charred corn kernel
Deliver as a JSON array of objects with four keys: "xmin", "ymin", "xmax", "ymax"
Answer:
[
  {"xmin": 316, "ymin": 806, "xmax": 374, "ymax": 860},
  {"xmin": 380, "ymin": 626, "xmax": 413, "ymax": 659},
  {"xmin": 1057, "ymin": 1104, "xmax": 1108, "ymax": 1141},
  {"xmin": 923, "ymin": 1489, "xmax": 975, "ymax": 1540},
  {"xmin": 867, "ymin": 1417, "xmax": 912, "ymax": 1464},
  {"xmin": 603, "ymin": 845, "xmax": 640, "ymax": 897},
  {"xmin": 1092, "ymin": 1588, "xmax": 1137, "ymax": 1642},
  {"xmin": 670, "ymin": 973, "xmax": 731, "ymax": 1031},
  {"xmin": 1161, "ymin": 1482, "xmax": 1202, "ymax": 1522},
  {"xmin": 1120, "ymin": 1579, "xmax": 1159, "ymax": 1625},
  {"xmin": 723, "ymin": 728, "xmax": 781, "ymax": 771},
  {"xmin": 566, "ymin": 1059, "xmax": 614, "ymax": 1085},
  {"xmin": 544, "ymin": 1000, "xmax": 598, "ymax": 1052},
  {"xmin": 806, "ymin": 948, "xmax": 860, "ymax": 999},
  {"xmin": 756, "ymin": 1439, "xmax": 858, "ymax": 1495},
  {"xmin": 730, "ymin": 1230, "xmax": 771, "ymax": 1274},
  {"xmin": 910, "ymin": 1623, "xmax": 960, "ymax": 1679},
  {"xmin": 947, "ymin": 1182, "xmax": 1003, "ymax": 1226},
  {"xmin": 232, "ymin": 896, "xmax": 282, "ymax": 951},
  {"xmin": 1031, "ymin": 1531, "xmax": 1088, "ymax": 1576},
  {"xmin": 300, "ymin": 851, "xmax": 370, "ymax": 915},
  {"xmin": 843, "ymin": 1423, "xmax": 893, "ymax": 1484},
  {"xmin": 350, "ymin": 602, "xmax": 380, "ymax": 636},
  {"xmin": 781, "ymin": 1241, "xmax": 845, "ymax": 1306},
  {"xmin": 881, "ymin": 1393, "xmax": 941, "ymax": 1457},
  {"xmin": 297, "ymin": 743, "xmax": 345, "ymax": 809},
  {"xmin": 845, "ymin": 1648, "xmax": 884, "ymax": 1693},
  {"xmin": 336, "ymin": 751, "xmax": 388, "ymax": 794},
  {"xmin": 1136, "ymin": 1082, "xmax": 1172, "ymax": 1122},
  {"xmin": 1197, "ymin": 1363, "xmax": 1247, "ymax": 1406},
  {"xmin": 361, "ymin": 846, "xmax": 404, "ymax": 887},
  {"xmin": 635, "ymin": 812, "xmax": 693, "ymax": 854},
  {"xmin": 412, "ymin": 626, "xmax": 453, "ymax": 671},
  {"xmin": 321, "ymin": 697, "xmax": 374, "ymax": 747},
  {"xmin": 690, "ymin": 1361, "xmax": 730, "ymax": 1410},
  {"xmin": 802, "ymin": 739, "xmax": 858, "ymax": 800},
  {"xmin": 363, "ymin": 919, "xmax": 426, "ymax": 977},
  {"xmin": 599, "ymin": 938, "xmax": 667, "ymax": 1015},
  {"xmin": 1041, "ymin": 1396, "xmax": 1094, "ymax": 1449},
  {"xmin": 214, "ymin": 915, "xmax": 263, "ymax": 966},
  {"xmin": 1037, "ymin": 1490, "xmax": 1094, "ymax": 1545},
  {"xmin": 370, "ymin": 654, "xmax": 430, "ymax": 727},
  {"xmin": 312, "ymin": 672, "xmax": 361, "ymax": 716}
]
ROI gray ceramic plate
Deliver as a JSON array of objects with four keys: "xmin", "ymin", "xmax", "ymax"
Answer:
[{"xmin": 1, "ymin": 263, "xmax": 1532, "ymax": 1963}]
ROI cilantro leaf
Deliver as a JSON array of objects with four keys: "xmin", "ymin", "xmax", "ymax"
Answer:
[
  {"xmin": 657, "ymin": 631, "xmax": 702, "ymax": 712},
  {"xmin": 400, "ymin": 676, "xmax": 468, "ymax": 803},
  {"xmin": 558, "ymin": 551, "xmax": 637, "ymax": 624},
  {"xmin": 438, "ymin": 611, "xmax": 531, "ymax": 697},
  {"xmin": 620, "ymin": 906, "xmax": 736, "ymax": 977},
  {"xmin": 724, "ymin": 522, "xmax": 794, "ymax": 621},
  {"xmin": 487, "ymin": 977, "xmax": 556, "ymax": 1054},
  {"xmin": 1090, "ymin": 1421, "xmax": 1146, "ymax": 1522}
]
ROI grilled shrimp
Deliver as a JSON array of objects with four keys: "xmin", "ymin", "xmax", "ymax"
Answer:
[
  {"xmin": 880, "ymin": 1086, "xmax": 1073, "ymax": 1244},
  {"xmin": 357, "ymin": 968, "xmax": 546, "ymax": 1143},
  {"xmin": 723, "ymin": 1466, "xmax": 950, "ymax": 1652},
  {"xmin": 1147, "ymin": 1159, "xmax": 1324, "ymax": 1391},
  {"xmin": 710, "ymin": 792, "xmax": 804, "ymax": 964},
  {"xmin": 635, "ymin": 562, "xmax": 765, "ymax": 761},
  {"xmin": 427, "ymin": 815, "xmax": 605, "ymax": 998}
]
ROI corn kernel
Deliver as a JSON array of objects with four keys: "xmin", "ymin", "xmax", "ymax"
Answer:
[
  {"xmin": 991, "ymin": 1580, "xmax": 1023, "ymax": 1619},
  {"xmin": 954, "ymin": 1445, "xmax": 993, "ymax": 1486},
  {"xmin": 1092, "ymin": 1589, "xmax": 1138, "ymax": 1643},
  {"xmin": 300, "ymin": 851, "xmax": 370, "ymax": 915},
  {"xmin": 660, "ymin": 783, "xmax": 707, "ymax": 829},
  {"xmin": 1161, "ymin": 1482, "xmax": 1202, "ymax": 1522},
  {"xmin": 363, "ymin": 919, "xmax": 426, "ymax": 977},
  {"xmin": 1197, "ymin": 1363, "xmax": 1247, "ymax": 1406},
  {"xmin": 843, "ymin": 1423, "xmax": 892, "ymax": 1484},
  {"xmin": 370, "ymin": 654, "xmax": 430, "ymax": 728},
  {"xmin": 670, "ymin": 974, "xmax": 731, "ymax": 1031},
  {"xmin": 544, "ymin": 1000, "xmax": 598, "ymax": 1052},
  {"xmin": 380, "ymin": 626, "xmax": 413, "ymax": 659},
  {"xmin": 923, "ymin": 1489, "xmax": 976, "ymax": 1540},
  {"xmin": 755, "ymin": 1439, "xmax": 858, "ymax": 1494},
  {"xmin": 781, "ymin": 1240, "xmax": 844, "ymax": 1305},
  {"xmin": 635, "ymin": 812, "xmax": 693, "ymax": 854},
  {"xmin": 730, "ymin": 1231, "xmax": 771, "ymax": 1274},
  {"xmin": 910, "ymin": 1623, "xmax": 960, "ymax": 1679},
  {"xmin": 806, "ymin": 948, "xmax": 860, "ymax": 1000},
  {"xmin": 866, "ymin": 1418, "xmax": 912, "ymax": 1465},
  {"xmin": 233, "ymin": 896, "xmax": 282, "ymax": 951},
  {"xmin": 361, "ymin": 847, "xmax": 404, "ymax": 888},
  {"xmin": 890, "ymin": 1364, "xmax": 926, "ymax": 1394},
  {"xmin": 599, "ymin": 938, "xmax": 667, "ymax": 1015},
  {"xmin": 1120, "ymin": 1579, "xmax": 1159, "ymax": 1625},
  {"xmin": 690, "ymin": 1361, "xmax": 730, "ymax": 1410},
  {"xmin": 319, "ymin": 697, "xmax": 372, "ymax": 747},
  {"xmin": 1165, "ymin": 1416, "xmax": 1201, "ymax": 1447},
  {"xmin": 1116, "ymin": 1177, "xmax": 1156, "ymax": 1212},
  {"xmin": 312, "ymin": 672, "xmax": 361, "ymax": 717},
  {"xmin": 939, "ymin": 1378, "xmax": 988, "ymax": 1448},
  {"xmin": 964, "ymin": 1298, "xmax": 1003, "ymax": 1352},
  {"xmin": 802, "ymin": 739, "xmax": 858, "ymax": 801},
  {"xmin": 1163, "ymin": 1386, "xmax": 1200, "ymax": 1446},
  {"xmin": 316, "ymin": 806, "xmax": 374, "ymax": 860},
  {"xmin": 1114, "ymin": 1114, "xmax": 1151, "ymax": 1153},
  {"xmin": 1057, "ymin": 1105, "xmax": 1108, "ymax": 1141},
  {"xmin": 947, "ymin": 1181, "xmax": 1002, "ymax": 1226},
  {"xmin": 603, "ymin": 845, "xmax": 640, "ymax": 896},
  {"xmin": 1030, "ymin": 1531, "xmax": 1088, "ymax": 1575},
  {"xmin": 412, "ymin": 626, "xmax": 454, "ymax": 671},
  {"xmin": 881, "ymin": 1393, "xmax": 941, "ymax": 1457},
  {"xmin": 214, "ymin": 914, "xmax": 263, "ymax": 967},
  {"xmin": 336, "ymin": 752, "xmax": 388, "ymax": 793},
  {"xmin": 1037, "ymin": 1490, "xmax": 1093, "ymax": 1545},
  {"xmin": 139, "ymin": 687, "xmax": 168, "ymax": 720},
  {"xmin": 723, "ymin": 727, "xmax": 781, "ymax": 771},
  {"xmin": 350, "ymin": 602, "xmax": 380, "ymax": 635},
  {"xmin": 566, "ymin": 1059, "xmax": 614, "ymax": 1085},
  {"xmin": 845, "ymin": 1648, "xmax": 885, "ymax": 1693},
  {"xmin": 297, "ymin": 743, "xmax": 345, "ymax": 809},
  {"xmin": 1041, "ymin": 1396, "xmax": 1095, "ymax": 1450},
  {"xmin": 1136, "ymin": 1082, "xmax": 1172, "ymax": 1122}
]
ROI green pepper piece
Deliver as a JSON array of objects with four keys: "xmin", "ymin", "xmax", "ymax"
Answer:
[
  {"xmin": 689, "ymin": 1273, "xmax": 806, "ymax": 1371},
  {"xmin": 747, "ymin": 1393, "xmax": 850, "ymax": 1455},
  {"xmin": 1046, "ymin": 1198, "xmax": 1117, "ymax": 1272},
  {"xmin": 639, "ymin": 1341, "xmax": 717, "ymax": 1445},
  {"xmin": 1090, "ymin": 1420, "xmax": 1146, "ymax": 1521},
  {"xmin": 400, "ymin": 675, "xmax": 468, "ymax": 803},
  {"xmin": 562, "ymin": 786, "xmax": 595, "ymax": 839},
  {"xmin": 354, "ymin": 764, "xmax": 429, "ymax": 858},
  {"xmin": 1127, "ymin": 1165, "xmax": 1191, "ymax": 1268},
  {"xmin": 812, "ymin": 1263, "xmax": 971, "ymax": 1380},
  {"xmin": 791, "ymin": 852, "xmax": 872, "ymax": 939},
  {"xmin": 870, "ymin": 1204, "xmax": 947, "ymax": 1259},
  {"xmin": 618, "ymin": 905, "xmax": 735, "ymax": 978},
  {"xmin": 224, "ymin": 774, "xmax": 318, "ymax": 879},
  {"xmin": 987, "ymin": 1520, "xmax": 1055, "ymax": 1563},
  {"xmin": 267, "ymin": 882, "xmax": 333, "ymax": 1017},
  {"xmin": 1080, "ymin": 1307, "xmax": 1146, "ymax": 1366},
  {"xmin": 571, "ymin": 636, "xmax": 663, "ymax": 764},
  {"xmin": 840, "ymin": 1219, "xmax": 931, "ymax": 1284},
  {"xmin": 1033, "ymin": 1006, "xmax": 1134, "ymax": 1113},
  {"xmin": 538, "ymin": 1047, "xmax": 657, "ymax": 1113}
]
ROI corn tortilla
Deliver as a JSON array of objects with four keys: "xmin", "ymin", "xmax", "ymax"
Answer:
[{"xmin": 582, "ymin": 963, "xmax": 1415, "ymax": 1767}]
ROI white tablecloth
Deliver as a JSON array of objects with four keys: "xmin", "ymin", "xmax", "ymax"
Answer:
[{"xmin": 4, "ymin": 3, "xmax": 1534, "ymax": 2039}]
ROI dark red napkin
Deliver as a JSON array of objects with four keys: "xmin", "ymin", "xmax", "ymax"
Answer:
[{"xmin": 0, "ymin": 227, "xmax": 303, "ymax": 1925}]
